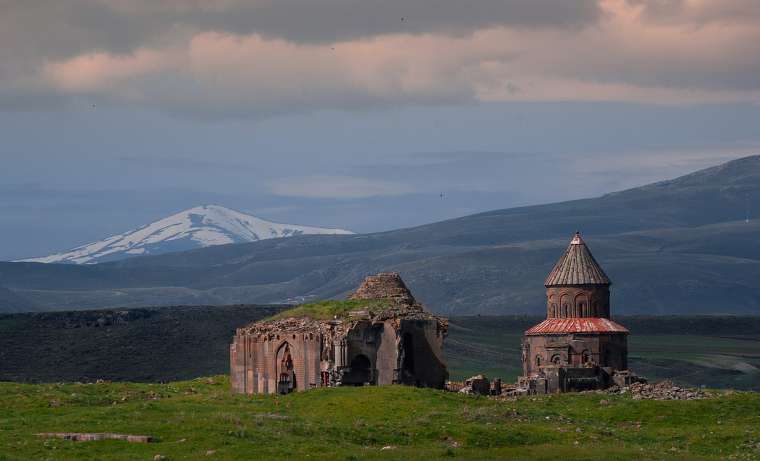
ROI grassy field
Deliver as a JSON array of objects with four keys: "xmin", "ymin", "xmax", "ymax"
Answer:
[{"xmin": 1, "ymin": 376, "xmax": 759, "ymax": 460}]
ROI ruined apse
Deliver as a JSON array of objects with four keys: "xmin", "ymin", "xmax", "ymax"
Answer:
[
  {"xmin": 230, "ymin": 272, "xmax": 448, "ymax": 395},
  {"xmin": 518, "ymin": 232, "xmax": 639, "ymax": 394}
]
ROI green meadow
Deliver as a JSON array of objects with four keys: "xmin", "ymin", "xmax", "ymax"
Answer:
[{"xmin": 1, "ymin": 376, "xmax": 759, "ymax": 460}]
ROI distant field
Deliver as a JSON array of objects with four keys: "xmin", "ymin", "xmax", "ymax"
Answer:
[
  {"xmin": 1, "ymin": 376, "xmax": 759, "ymax": 460},
  {"xmin": 0, "ymin": 305, "xmax": 284, "ymax": 383},
  {"xmin": 445, "ymin": 316, "xmax": 760, "ymax": 390},
  {"xmin": 2, "ymin": 307, "xmax": 760, "ymax": 390}
]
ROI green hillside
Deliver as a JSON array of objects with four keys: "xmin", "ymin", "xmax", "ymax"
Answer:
[{"xmin": 1, "ymin": 377, "xmax": 758, "ymax": 460}]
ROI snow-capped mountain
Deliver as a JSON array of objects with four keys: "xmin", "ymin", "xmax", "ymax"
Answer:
[{"xmin": 20, "ymin": 205, "xmax": 354, "ymax": 264}]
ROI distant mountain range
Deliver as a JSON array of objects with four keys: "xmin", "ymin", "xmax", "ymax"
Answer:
[
  {"xmin": 2, "ymin": 155, "xmax": 759, "ymax": 315},
  {"xmin": 19, "ymin": 205, "xmax": 353, "ymax": 264}
]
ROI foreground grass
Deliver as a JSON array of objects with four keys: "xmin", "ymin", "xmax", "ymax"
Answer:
[{"xmin": 1, "ymin": 377, "xmax": 759, "ymax": 460}]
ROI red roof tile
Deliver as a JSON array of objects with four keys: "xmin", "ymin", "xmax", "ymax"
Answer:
[{"xmin": 525, "ymin": 317, "xmax": 629, "ymax": 335}]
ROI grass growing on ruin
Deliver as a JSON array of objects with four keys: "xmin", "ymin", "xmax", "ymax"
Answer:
[
  {"xmin": 1, "ymin": 377, "xmax": 759, "ymax": 461},
  {"xmin": 265, "ymin": 299, "xmax": 394, "ymax": 321}
]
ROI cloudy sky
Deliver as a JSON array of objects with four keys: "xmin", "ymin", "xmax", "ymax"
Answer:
[{"xmin": 1, "ymin": 0, "xmax": 759, "ymax": 260}]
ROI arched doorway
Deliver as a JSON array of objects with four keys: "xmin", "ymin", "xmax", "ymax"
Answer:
[
  {"xmin": 400, "ymin": 332, "xmax": 418, "ymax": 385},
  {"xmin": 276, "ymin": 343, "xmax": 296, "ymax": 394},
  {"xmin": 342, "ymin": 354, "xmax": 372, "ymax": 386}
]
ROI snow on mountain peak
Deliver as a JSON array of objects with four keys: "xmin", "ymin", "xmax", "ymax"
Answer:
[{"xmin": 19, "ymin": 205, "xmax": 354, "ymax": 264}]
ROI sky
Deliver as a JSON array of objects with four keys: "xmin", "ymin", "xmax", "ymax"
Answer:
[{"xmin": 1, "ymin": 0, "xmax": 759, "ymax": 260}]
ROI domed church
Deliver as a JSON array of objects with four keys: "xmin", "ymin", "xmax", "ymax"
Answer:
[{"xmin": 518, "ymin": 232, "xmax": 639, "ymax": 394}]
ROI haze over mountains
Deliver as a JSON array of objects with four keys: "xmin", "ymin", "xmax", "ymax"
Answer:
[
  {"xmin": 1, "ymin": 155, "xmax": 759, "ymax": 315},
  {"xmin": 20, "ymin": 205, "xmax": 353, "ymax": 264}
]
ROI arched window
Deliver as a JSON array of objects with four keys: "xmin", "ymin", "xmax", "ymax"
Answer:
[
  {"xmin": 548, "ymin": 294, "xmax": 557, "ymax": 317},
  {"xmin": 535, "ymin": 355, "xmax": 542, "ymax": 367},
  {"xmin": 551, "ymin": 354, "xmax": 562, "ymax": 365},
  {"xmin": 575, "ymin": 294, "xmax": 588, "ymax": 317},
  {"xmin": 581, "ymin": 350, "xmax": 591, "ymax": 364},
  {"xmin": 560, "ymin": 294, "xmax": 569, "ymax": 317},
  {"xmin": 276, "ymin": 342, "xmax": 296, "ymax": 394}
]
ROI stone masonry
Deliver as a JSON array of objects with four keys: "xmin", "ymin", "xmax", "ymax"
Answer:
[
  {"xmin": 230, "ymin": 273, "xmax": 448, "ymax": 394},
  {"xmin": 517, "ymin": 232, "xmax": 641, "ymax": 394}
]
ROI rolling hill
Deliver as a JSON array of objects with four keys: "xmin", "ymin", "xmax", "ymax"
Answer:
[{"xmin": 1, "ymin": 155, "xmax": 759, "ymax": 314}]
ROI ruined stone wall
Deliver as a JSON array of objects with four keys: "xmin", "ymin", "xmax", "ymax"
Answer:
[
  {"xmin": 397, "ymin": 319, "xmax": 448, "ymax": 388},
  {"xmin": 231, "ymin": 316, "xmax": 448, "ymax": 394},
  {"xmin": 374, "ymin": 320, "xmax": 401, "ymax": 385},
  {"xmin": 339, "ymin": 318, "xmax": 447, "ymax": 388},
  {"xmin": 546, "ymin": 285, "xmax": 610, "ymax": 318},
  {"xmin": 231, "ymin": 272, "xmax": 448, "ymax": 394},
  {"xmin": 342, "ymin": 321, "xmax": 383, "ymax": 385},
  {"xmin": 230, "ymin": 331, "xmax": 322, "ymax": 395}
]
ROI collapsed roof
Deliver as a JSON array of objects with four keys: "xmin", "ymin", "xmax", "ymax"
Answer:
[{"xmin": 236, "ymin": 272, "xmax": 446, "ymax": 336}]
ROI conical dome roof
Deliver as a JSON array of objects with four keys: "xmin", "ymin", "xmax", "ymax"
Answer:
[{"xmin": 544, "ymin": 232, "xmax": 611, "ymax": 286}]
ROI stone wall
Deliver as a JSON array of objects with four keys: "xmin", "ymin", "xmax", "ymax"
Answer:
[
  {"xmin": 231, "ymin": 316, "xmax": 448, "ymax": 394},
  {"xmin": 397, "ymin": 319, "xmax": 448, "ymax": 388},
  {"xmin": 523, "ymin": 333, "xmax": 627, "ymax": 377},
  {"xmin": 520, "ymin": 333, "xmax": 628, "ymax": 393}
]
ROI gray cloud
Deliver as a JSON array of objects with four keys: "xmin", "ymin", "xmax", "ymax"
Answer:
[
  {"xmin": 1, "ymin": 0, "xmax": 601, "ymax": 60},
  {"xmin": 1, "ymin": 1, "xmax": 759, "ymax": 118},
  {"xmin": 0, "ymin": 0, "xmax": 599, "ymax": 115},
  {"xmin": 628, "ymin": 0, "xmax": 760, "ymax": 24}
]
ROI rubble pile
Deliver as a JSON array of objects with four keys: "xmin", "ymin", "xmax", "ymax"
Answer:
[
  {"xmin": 450, "ymin": 375, "xmax": 503, "ymax": 396},
  {"xmin": 457, "ymin": 375, "xmax": 490, "ymax": 395},
  {"xmin": 350, "ymin": 272, "xmax": 417, "ymax": 305},
  {"xmin": 604, "ymin": 380, "xmax": 711, "ymax": 400}
]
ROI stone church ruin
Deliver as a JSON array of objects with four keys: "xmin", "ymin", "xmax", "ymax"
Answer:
[
  {"xmin": 230, "ymin": 272, "xmax": 448, "ymax": 394},
  {"xmin": 517, "ymin": 232, "xmax": 640, "ymax": 394}
]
